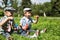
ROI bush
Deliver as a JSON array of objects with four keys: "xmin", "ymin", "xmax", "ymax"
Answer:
[{"xmin": 0, "ymin": 9, "xmax": 4, "ymax": 16}]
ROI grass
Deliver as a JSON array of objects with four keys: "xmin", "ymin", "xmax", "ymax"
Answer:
[{"xmin": 0, "ymin": 17, "xmax": 60, "ymax": 40}]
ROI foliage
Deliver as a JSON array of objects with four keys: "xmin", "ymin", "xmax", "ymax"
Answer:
[
  {"xmin": 0, "ymin": 0, "xmax": 60, "ymax": 16},
  {"xmin": 0, "ymin": 9, "xmax": 4, "ymax": 16},
  {"xmin": 51, "ymin": 0, "xmax": 60, "ymax": 16},
  {"xmin": 31, "ymin": 2, "xmax": 52, "ymax": 16},
  {"xmin": 22, "ymin": 0, "xmax": 31, "ymax": 8},
  {"xmin": 0, "ymin": 17, "xmax": 60, "ymax": 40}
]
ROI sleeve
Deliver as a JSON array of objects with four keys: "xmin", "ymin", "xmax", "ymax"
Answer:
[
  {"xmin": 20, "ymin": 18, "xmax": 27, "ymax": 27},
  {"xmin": 0, "ymin": 17, "xmax": 4, "ymax": 22},
  {"xmin": 0, "ymin": 16, "xmax": 7, "ymax": 23},
  {"xmin": 30, "ymin": 18, "xmax": 36, "ymax": 23}
]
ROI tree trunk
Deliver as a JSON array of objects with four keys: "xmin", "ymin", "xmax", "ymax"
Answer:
[{"xmin": 43, "ymin": 12, "xmax": 46, "ymax": 17}]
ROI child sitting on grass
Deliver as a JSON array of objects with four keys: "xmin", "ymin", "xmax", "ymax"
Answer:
[
  {"xmin": 19, "ymin": 8, "xmax": 46, "ymax": 38},
  {"xmin": 0, "ymin": 7, "xmax": 16, "ymax": 40}
]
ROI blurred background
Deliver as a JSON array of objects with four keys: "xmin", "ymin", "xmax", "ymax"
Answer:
[
  {"xmin": 0, "ymin": 0, "xmax": 60, "ymax": 17},
  {"xmin": 0, "ymin": 0, "xmax": 60, "ymax": 40}
]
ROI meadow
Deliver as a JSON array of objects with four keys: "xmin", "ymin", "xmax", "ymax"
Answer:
[{"xmin": 0, "ymin": 17, "xmax": 60, "ymax": 40}]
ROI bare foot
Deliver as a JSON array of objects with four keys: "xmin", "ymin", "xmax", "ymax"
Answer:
[
  {"xmin": 40, "ymin": 28, "xmax": 47, "ymax": 33},
  {"xmin": 35, "ymin": 30, "xmax": 40, "ymax": 36}
]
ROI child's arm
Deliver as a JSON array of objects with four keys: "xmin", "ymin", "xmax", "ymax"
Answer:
[
  {"xmin": 7, "ymin": 24, "xmax": 12, "ymax": 32},
  {"xmin": 6, "ymin": 19, "xmax": 14, "ymax": 32},
  {"xmin": 19, "ymin": 19, "xmax": 23, "ymax": 29},
  {"xmin": 33, "ymin": 15, "xmax": 39, "ymax": 24},
  {"xmin": 0, "ymin": 17, "xmax": 13, "ymax": 26},
  {"xmin": 0, "ymin": 18, "xmax": 8, "ymax": 26},
  {"xmin": 20, "ymin": 19, "xmax": 29, "ymax": 30},
  {"xmin": 20, "ymin": 24, "xmax": 29, "ymax": 30}
]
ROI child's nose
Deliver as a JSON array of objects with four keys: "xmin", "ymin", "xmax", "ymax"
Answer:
[{"xmin": 28, "ymin": 14, "xmax": 31, "ymax": 15}]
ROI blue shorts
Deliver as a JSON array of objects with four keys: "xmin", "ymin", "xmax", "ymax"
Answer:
[
  {"xmin": 19, "ymin": 27, "xmax": 30, "ymax": 36},
  {"xmin": 19, "ymin": 28, "xmax": 27, "ymax": 36}
]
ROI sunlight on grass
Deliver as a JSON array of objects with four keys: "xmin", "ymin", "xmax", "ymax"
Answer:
[{"xmin": 0, "ymin": 17, "xmax": 60, "ymax": 40}]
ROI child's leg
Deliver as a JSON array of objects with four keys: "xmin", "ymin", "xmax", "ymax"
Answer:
[
  {"xmin": 26, "ymin": 30, "xmax": 30, "ymax": 35},
  {"xmin": 7, "ymin": 25, "xmax": 12, "ymax": 32},
  {"xmin": 26, "ymin": 28, "xmax": 36, "ymax": 35},
  {"xmin": 0, "ymin": 27, "xmax": 4, "ymax": 34},
  {"xmin": 26, "ymin": 28, "xmax": 47, "ymax": 38},
  {"xmin": 3, "ymin": 32, "xmax": 13, "ymax": 40},
  {"xmin": 40, "ymin": 28, "xmax": 47, "ymax": 33},
  {"xmin": 26, "ymin": 30, "xmax": 40, "ymax": 38},
  {"xmin": 21, "ymin": 30, "xmax": 28, "ymax": 36},
  {"xmin": 2, "ymin": 32, "xmax": 10, "ymax": 40}
]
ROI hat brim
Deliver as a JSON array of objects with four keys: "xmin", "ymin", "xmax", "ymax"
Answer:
[
  {"xmin": 5, "ymin": 9, "xmax": 16, "ymax": 12},
  {"xmin": 24, "ymin": 10, "xmax": 32, "ymax": 12}
]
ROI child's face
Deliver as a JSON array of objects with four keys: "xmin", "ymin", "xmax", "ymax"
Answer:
[
  {"xmin": 4, "ymin": 11, "xmax": 13, "ymax": 17},
  {"xmin": 24, "ymin": 11, "xmax": 31, "ymax": 18}
]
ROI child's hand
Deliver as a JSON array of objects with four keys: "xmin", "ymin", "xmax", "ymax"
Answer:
[
  {"xmin": 35, "ymin": 15, "xmax": 39, "ymax": 19},
  {"xmin": 22, "ymin": 24, "xmax": 29, "ymax": 30},
  {"xmin": 8, "ymin": 17, "xmax": 13, "ymax": 20}
]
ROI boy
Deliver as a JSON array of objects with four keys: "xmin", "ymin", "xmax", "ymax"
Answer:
[
  {"xmin": 0, "ymin": 7, "xmax": 16, "ymax": 40},
  {"xmin": 19, "ymin": 8, "xmax": 46, "ymax": 38}
]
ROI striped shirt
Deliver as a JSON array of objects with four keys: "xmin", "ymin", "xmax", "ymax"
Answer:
[
  {"xmin": 0, "ymin": 16, "xmax": 14, "ymax": 29},
  {"xmin": 20, "ymin": 16, "xmax": 36, "ymax": 30}
]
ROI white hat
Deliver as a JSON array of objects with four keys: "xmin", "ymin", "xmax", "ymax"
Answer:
[
  {"xmin": 23, "ymin": 8, "xmax": 31, "ymax": 12},
  {"xmin": 4, "ymin": 7, "xmax": 16, "ymax": 11}
]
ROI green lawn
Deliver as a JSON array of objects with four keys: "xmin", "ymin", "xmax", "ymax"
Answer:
[{"xmin": 0, "ymin": 17, "xmax": 60, "ymax": 40}]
